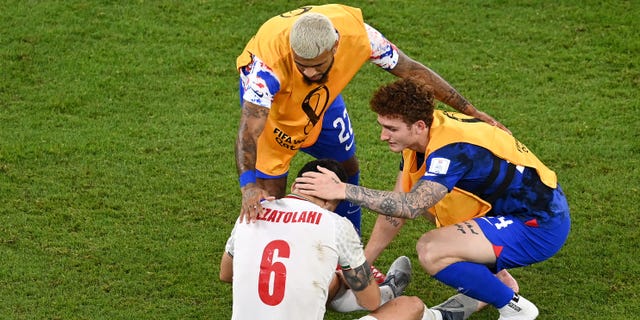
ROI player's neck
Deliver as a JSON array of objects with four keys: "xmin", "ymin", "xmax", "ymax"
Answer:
[
  {"xmin": 287, "ymin": 192, "xmax": 313, "ymax": 202},
  {"xmin": 287, "ymin": 192, "xmax": 331, "ymax": 210}
]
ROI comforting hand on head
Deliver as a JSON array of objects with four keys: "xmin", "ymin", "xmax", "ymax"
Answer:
[{"xmin": 295, "ymin": 166, "xmax": 347, "ymax": 201}]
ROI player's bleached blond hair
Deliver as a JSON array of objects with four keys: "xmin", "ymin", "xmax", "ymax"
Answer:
[{"xmin": 290, "ymin": 13, "xmax": 338, "ymax": 59}]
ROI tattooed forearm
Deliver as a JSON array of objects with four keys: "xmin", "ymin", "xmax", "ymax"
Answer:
[
  {"xmin": 235, "ymin": 135, "xmax": 257, "ymax": 174},
  {"xmin": 236, "ymin": 104, "xmax": 269, "ymax": 174},
  {"xmin": 344, "ymin": 180, "xmax": 448, "ymax": 219},
  {"xmin": 443, "ymin": 89, "xmax": 472, "ymax": 114},
  {"xmin": 241, "ymin": 103, "xmax": 270, "ymax": 119},
  {"xmin": 342, "ymin": 261, "xmax": 372, "ymax": 291}
]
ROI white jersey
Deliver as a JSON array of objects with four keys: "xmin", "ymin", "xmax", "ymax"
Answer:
[{"xmin": 224, "ymin": 195, "xmax": 365, "ymax": 320}]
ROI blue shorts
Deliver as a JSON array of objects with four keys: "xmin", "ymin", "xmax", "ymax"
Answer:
[
  {"xmin": 239, "ymin": 83, "xmax": 361, "ymax": 230},
  {"xmin": 302, "ymin": 94, "xmax": 361, "ymax": 233},
  {"xmin": 475, "ymin": 197, "xmax": 571, "ymax": 271},
  {"xmin": 252, "ymin": 94, "xmax": 357, "ymax": 179},
  {"xmin": 239, "ymin": 80, "xmax": 357, "ymax": 179}
]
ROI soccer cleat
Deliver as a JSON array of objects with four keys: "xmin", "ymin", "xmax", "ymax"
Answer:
[
  {"xmin": 431, "ymin": 293, "xmax": 480, "ymax": 320},
  {"xmin": 498, "ymin": 293, "xmax": 539, "ymax": 320},
  {"xmin": 379, "ymin": 256, "xmax": 412, "ymax": 298},
  {"xmin": 370, "ymin": 265, "xmax": 386, "ymax": 284}
]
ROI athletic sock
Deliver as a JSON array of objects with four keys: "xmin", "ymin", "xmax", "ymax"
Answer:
[
  {"xmin": 329, "ymin": 285, "xmax": 394, "ymax": 312},
  {"xmin": 433, "ymin": 262, "xmax": 513, "ymax": 308},
  {"xmin": 423, "ymin": 305, "xmax": 443, "ymax": 320},
  {"xmin": 378, "ymin": 285, "xmax": 395, "ymax": 304},
  {"xmin": 329, "ymin": 288, "xmax": 365, "ymax": 312}
]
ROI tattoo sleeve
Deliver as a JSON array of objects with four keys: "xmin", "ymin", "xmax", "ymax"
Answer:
[
  {"xmin": 235, "ymin": 103, "xmax": 269, "ymax": 174},
  {"xmin": 345, "ymin": 180, "xmax": 448, "ymax": 219},
  {"xmin": 443, "ymin": 89, "xmax": 472, "ymax": 114},
  {"xmin": 342, "ymin": 261, "xmax": 372, "ymax": 292}
]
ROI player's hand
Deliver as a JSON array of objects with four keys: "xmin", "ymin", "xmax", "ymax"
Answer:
[
  {"xmin": 472, "ymin": 110, "xmax": 512, "ymax": 135},
  {"xmin": 240, "ymin": 184, "xmax": 274, "ymax": 223},
  {"xmin": 294, "ymin": 166, "xmax": 346, "ymax": 200},
  {"xmin": 496, "ymin": 269, "xmax": 519, "ymax": 293}
]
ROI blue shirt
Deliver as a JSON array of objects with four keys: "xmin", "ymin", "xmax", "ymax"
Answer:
[{"xmin": 402, "ymin": 143, "xmax": 569, "ymax": 228}]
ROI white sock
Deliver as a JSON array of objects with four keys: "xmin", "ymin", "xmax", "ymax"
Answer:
[
  {"xmin": 329, "ymin": 289, "xmax": 365, "ymax": 312},
  {"xmin": 329, "ymin": 285, "xmax": 395, "ymax": 312},
  {"xmin": 422, "ymin": 305, "xmax": 443, "ymax": 320},
  {"xmin": 358, "ymin": 316, "xmax": 378, "ymax": 320},
  {"xmin": 379, "ymin": 285, "xmax": 395, "ymax": 305}
]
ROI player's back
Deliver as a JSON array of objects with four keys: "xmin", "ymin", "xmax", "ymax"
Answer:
[{"xmin": 230, "ymin": 196, "xmax": 361, "ymax": 320}]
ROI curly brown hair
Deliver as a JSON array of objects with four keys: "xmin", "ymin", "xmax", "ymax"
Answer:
[{"xmin": 369, "ymin": 77, "xmax": 435, "ymax": 127}]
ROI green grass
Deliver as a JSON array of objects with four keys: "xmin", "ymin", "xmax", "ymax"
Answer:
[{"xmin": 1, "ymin": 0, "xmax": 638, "ymax": 319}]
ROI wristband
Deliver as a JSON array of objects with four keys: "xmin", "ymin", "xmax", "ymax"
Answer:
[{"xmin": 239, "ymin": 170, "xmax": 256, "ymax": 187}]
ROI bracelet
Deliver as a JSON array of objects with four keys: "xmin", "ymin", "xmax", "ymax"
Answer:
[{"xmin": 239, "ymin": 170, "xmax": 256, "ymax": 187}]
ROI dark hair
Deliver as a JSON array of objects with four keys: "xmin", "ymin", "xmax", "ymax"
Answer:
[
  {"xmin": 296, "ymin": 158, "xmax": 348, "ymax": 183},
  {"xmin": 369, "ymin": 77, "xmax": 435, "ymax": 127}
]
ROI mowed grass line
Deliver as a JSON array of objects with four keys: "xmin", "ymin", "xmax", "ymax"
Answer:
[{"xmin": 1, "ymin": 1, "xmax": 638, "ymax": 319}]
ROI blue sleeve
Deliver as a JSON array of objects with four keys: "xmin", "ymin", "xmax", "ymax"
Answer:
[{"xmin": 422, "ymin": 143, "xmax": 494, "ymax": 192}]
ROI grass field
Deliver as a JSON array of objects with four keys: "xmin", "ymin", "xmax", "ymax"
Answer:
[{"xmin": 1, "ymin": 1, "xmax": 638, "ymax": 319}]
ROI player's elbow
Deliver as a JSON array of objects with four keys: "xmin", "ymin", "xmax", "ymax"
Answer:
[
  {"xmin": 219, "ymin": 272, "xmax": 232, "ymax": 283},
  {"xmin": 219, "ymin": 252, "xmax": 234, "ymax": 283}
]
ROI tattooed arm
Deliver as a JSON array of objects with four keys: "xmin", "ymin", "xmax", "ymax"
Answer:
[
  {"xmin": 342, "ymin": 261, "xmax": 374, "ymax": 292},
  {"xmin": 389, "ymin": 50, "xmax": 510, "ymax": 134},
  {"xmin": 390, "ymin": 50, "xmax": 472, "ymax": 114},
  {"xmin": 236, "ymin": 101, "xmax": 269, "ymax": 176},
  {"xmin": 236, "ymin": 101, "xmax": 272, "ymax": 223},
  {"xmin": 345, "ymin": 179, "xmax": 448, "ymax": 220},
  {"xmin": 341, "ymin": 261, "xmax": 381, "ymax": 311},
  {"xmin": 364, "ymin": 172, "xmax": 407, "ymax": 264},
  {"xmin": 295, "ymin": 166, "xmax": 449, "ymax": 220}
]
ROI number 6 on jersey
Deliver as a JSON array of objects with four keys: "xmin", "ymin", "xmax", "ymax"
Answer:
[{"xmin": 258, "ymin": 240, "xmax": 291, "ymax": 306}]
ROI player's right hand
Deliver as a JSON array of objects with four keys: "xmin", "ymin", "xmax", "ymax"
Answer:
[{"xmin": 239, "ymin": 184, "xmax": 274, "ymax": 223}]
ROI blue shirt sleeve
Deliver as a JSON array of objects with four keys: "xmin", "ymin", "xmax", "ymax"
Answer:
[{"xmin": 422, "ymin": 143, "xmax": 496, "ymax": 192}]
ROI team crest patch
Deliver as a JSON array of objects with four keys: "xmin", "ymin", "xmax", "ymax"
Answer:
[{"xmin": 427, "ymin": 157, "xmax": 450, "ymax": 175}]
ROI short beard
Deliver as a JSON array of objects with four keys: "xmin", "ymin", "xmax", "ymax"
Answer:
[
  {"xmin": 302, "ymin": 57, "xmax": 334, "ymax": 85},
  {"xmin": 303, "ymin": 72, "xmax": 329, "ymax": 85}
]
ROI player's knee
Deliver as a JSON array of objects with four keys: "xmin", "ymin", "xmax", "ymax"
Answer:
[
  {"xmin": 416, "ymin": 233, "xmax": 441, "ymax": 275},
  {"xmin": 403, "ymin": 296, "xmax": 426, "ymax": 316},
  {"xmin": 374, "ymin": 296, "xmax": 424, "ymax": 318}
]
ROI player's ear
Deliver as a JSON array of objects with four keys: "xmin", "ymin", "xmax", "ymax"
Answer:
[
  {"xmin": 290, "ymin": 182, "xmax": 297, "ymax": 193},
  {"xmin": 413, "ymin": 120, "xmax": 427, "ymax": 133}
]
